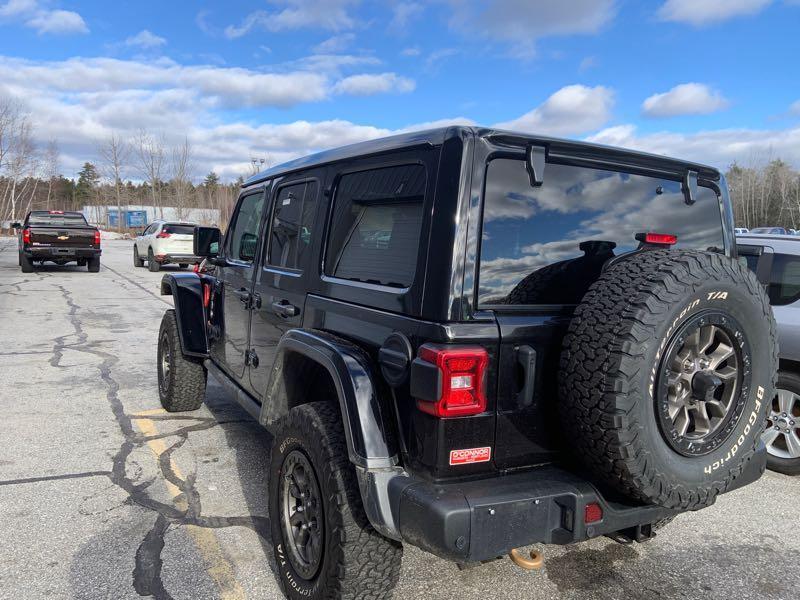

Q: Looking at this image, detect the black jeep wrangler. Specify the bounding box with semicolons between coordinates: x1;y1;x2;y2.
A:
157;127;776;599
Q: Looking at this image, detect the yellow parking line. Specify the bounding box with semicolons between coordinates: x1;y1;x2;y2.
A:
132;408;168;417
135;416;246;600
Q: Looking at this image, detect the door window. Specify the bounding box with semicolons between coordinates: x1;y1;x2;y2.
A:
325;164;426;287
768;253;800;305
266;181;318;269
226;192;265;262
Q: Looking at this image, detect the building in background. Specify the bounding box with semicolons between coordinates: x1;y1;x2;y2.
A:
82;205;220;229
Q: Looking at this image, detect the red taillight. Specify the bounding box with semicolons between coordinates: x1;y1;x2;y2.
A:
193;263;200;273
584;502;603;524
94;230;101;246
637;232;677;246
49;210;64;214
156;232;171;239
415;345;488;418
22;228;31;244
202;282;211;308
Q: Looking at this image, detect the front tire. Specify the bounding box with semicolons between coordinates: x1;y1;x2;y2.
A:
269;402;402;600
763;371;800;476
148;248;160;272
157;310;206;412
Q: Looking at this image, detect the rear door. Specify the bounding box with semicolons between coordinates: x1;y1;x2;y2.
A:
248;173;322;399
161;224;196;255
211;189;267;380
475;151;728;469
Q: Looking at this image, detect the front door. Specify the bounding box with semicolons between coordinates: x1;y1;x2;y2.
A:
248;176;321;400
212;190;266;380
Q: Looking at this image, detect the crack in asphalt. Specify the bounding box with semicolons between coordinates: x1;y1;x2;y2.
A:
0;470;113;486
48;280;270;599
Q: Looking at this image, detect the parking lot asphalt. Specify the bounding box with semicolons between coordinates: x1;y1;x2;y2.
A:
0;237;798;600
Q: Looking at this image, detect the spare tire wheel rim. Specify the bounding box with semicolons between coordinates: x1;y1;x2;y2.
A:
656;311;751;457
280;449;324;580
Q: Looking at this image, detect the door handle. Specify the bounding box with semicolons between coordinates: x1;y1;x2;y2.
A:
271;300;299;318
515;345;537;408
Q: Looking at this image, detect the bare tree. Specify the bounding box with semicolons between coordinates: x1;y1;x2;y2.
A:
1;112;37;223
134;129;165;219
171;136;194;221
43;140;60;211
99;132;130;231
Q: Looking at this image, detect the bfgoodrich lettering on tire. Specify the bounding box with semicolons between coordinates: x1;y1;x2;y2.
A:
559;250;777;510
269;402;402;600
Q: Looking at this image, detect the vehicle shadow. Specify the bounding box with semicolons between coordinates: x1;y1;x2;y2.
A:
201;375;281;584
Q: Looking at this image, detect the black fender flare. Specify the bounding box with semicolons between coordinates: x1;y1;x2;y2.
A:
160;273;208;358
261;328;399;469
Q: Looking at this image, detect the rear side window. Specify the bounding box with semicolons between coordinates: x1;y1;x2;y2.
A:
162;224;195;236
267;181;318;269
325;164;425;288
478;159;724;306
768;253;800;306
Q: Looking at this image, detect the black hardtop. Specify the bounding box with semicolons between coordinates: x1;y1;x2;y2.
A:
29;210;86;217
243;125;720;188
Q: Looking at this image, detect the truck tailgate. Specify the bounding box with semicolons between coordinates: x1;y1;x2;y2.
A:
29;226;96;247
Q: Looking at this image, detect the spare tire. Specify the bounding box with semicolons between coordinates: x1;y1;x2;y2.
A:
559;250;776;510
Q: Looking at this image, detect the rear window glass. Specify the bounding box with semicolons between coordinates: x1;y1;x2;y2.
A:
162;224;195;235
478;159;724;306
325;164;425;288
28;213;88;227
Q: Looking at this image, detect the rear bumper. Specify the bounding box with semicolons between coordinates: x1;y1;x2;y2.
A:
25;247;100;259
156;253;201;264
361;444;766;563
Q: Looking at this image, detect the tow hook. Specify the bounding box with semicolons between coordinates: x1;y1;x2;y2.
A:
508;548;543;571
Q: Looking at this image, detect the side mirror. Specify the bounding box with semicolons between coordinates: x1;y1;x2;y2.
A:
194;226;221;257
11;222;21;229
239;232;257;262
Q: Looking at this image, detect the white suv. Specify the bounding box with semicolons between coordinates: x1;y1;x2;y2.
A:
133;221;199;272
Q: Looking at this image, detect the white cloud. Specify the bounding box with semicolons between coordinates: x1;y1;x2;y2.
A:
124;30;167;49
790;99;800;115
657;0;772;26
448;0;615;57
494;84;615;136
390;2;424;31
587;123;800;169
224;0;359;38
27;9;87;34
332;72;415;95
312;33;355;53
642;83;729;118
400;46;420;56
0;1;88;34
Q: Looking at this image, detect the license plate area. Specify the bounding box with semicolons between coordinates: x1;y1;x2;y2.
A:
54;248;74;255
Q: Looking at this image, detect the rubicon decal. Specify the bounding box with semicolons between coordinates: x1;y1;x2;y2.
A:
449;446;491;465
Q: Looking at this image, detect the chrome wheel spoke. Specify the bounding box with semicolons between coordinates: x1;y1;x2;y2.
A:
785;432;800;458
762;427;781;448
698;325;716;354
675;407;690;437
776;389;797;415
705;400;727;419
714;365;737;381
691;403;712;436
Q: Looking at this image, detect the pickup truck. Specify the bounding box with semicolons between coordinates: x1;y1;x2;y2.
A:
14;210;101;272
155;126;777;599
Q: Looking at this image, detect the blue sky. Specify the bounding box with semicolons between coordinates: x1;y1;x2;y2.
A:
1;0;799;179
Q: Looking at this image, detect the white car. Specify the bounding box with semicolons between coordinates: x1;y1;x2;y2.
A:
734;227;749;235
133;221;199;272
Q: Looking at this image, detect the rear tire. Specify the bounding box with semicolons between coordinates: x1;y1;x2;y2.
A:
763;371;800;476
87;257;100;272
20;252;33;273
269;402;402;600
148;248;160;272
157;310;206;412
559;250;777;510
133;246;144;267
